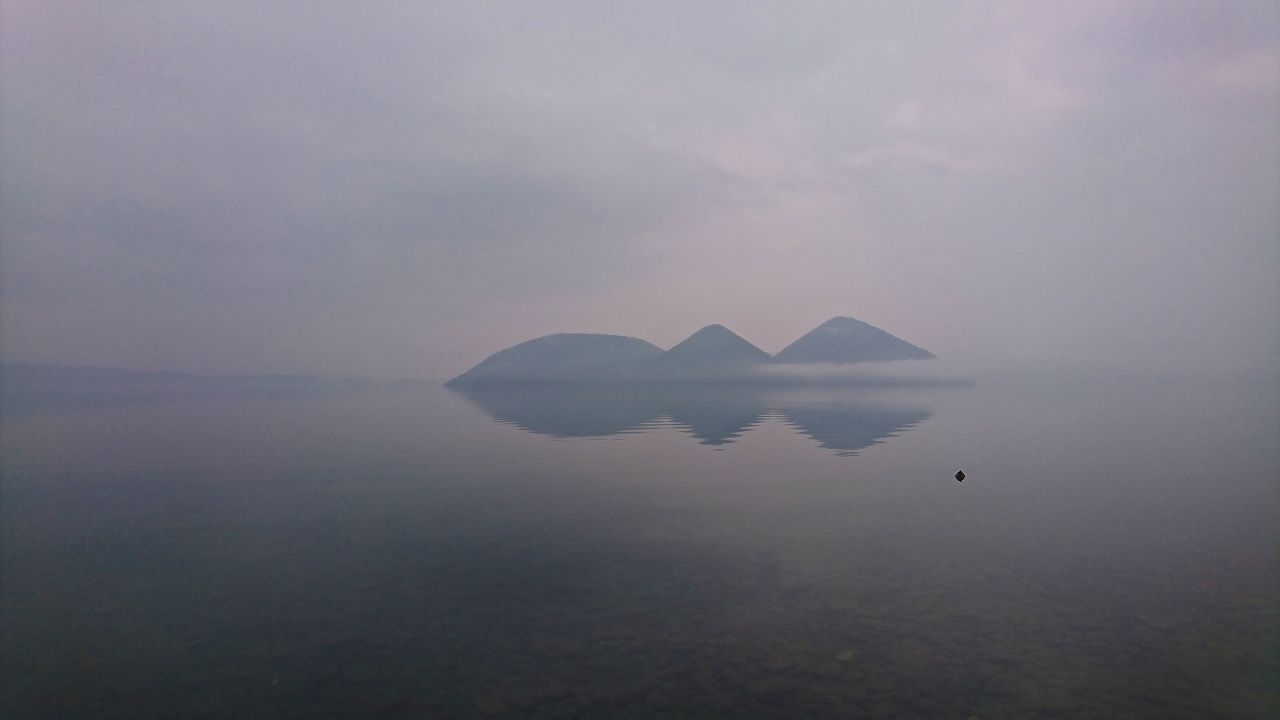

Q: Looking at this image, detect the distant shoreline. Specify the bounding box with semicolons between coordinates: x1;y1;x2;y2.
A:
444;375;974;389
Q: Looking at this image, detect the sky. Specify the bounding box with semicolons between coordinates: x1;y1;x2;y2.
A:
2;1;1277;378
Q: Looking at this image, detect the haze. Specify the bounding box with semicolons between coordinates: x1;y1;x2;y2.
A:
2;1;1277;378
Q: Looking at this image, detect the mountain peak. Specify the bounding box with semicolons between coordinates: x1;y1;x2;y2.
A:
819;316;861;327
664;325;770;364
813;316;880;332
686;324;734;339
774;316;934;363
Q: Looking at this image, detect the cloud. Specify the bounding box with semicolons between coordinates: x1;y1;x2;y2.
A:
2;1;1276;376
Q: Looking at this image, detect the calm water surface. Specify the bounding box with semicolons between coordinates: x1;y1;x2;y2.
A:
2;371;1277;718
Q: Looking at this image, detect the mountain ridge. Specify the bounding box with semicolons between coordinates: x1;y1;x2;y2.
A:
445;333;664;386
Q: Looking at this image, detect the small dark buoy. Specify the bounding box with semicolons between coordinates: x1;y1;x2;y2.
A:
954;470;965;482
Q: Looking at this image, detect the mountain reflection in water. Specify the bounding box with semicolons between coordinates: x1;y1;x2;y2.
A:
450;384;932;455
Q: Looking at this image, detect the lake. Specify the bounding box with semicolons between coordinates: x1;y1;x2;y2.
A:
2;369;1276;719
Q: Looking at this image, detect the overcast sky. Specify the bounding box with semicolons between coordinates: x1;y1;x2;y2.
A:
3;1;1277;378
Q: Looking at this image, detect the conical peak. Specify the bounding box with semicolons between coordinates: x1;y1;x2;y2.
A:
665;324;770;362
673;324;750;346
774;315;935;363
689;323;732;337
818;316;867;329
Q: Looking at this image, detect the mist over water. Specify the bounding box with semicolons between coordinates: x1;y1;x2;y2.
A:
3;2;1277;717
3;369;1275;718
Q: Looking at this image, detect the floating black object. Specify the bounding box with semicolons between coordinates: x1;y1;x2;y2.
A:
954;470;965;482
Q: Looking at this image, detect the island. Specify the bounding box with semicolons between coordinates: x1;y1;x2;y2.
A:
446;316;937;386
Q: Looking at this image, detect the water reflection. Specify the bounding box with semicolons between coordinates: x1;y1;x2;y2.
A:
451;384;932;455
780;405;930;456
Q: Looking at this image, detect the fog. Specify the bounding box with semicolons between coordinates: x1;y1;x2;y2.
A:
2;1;1277;378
